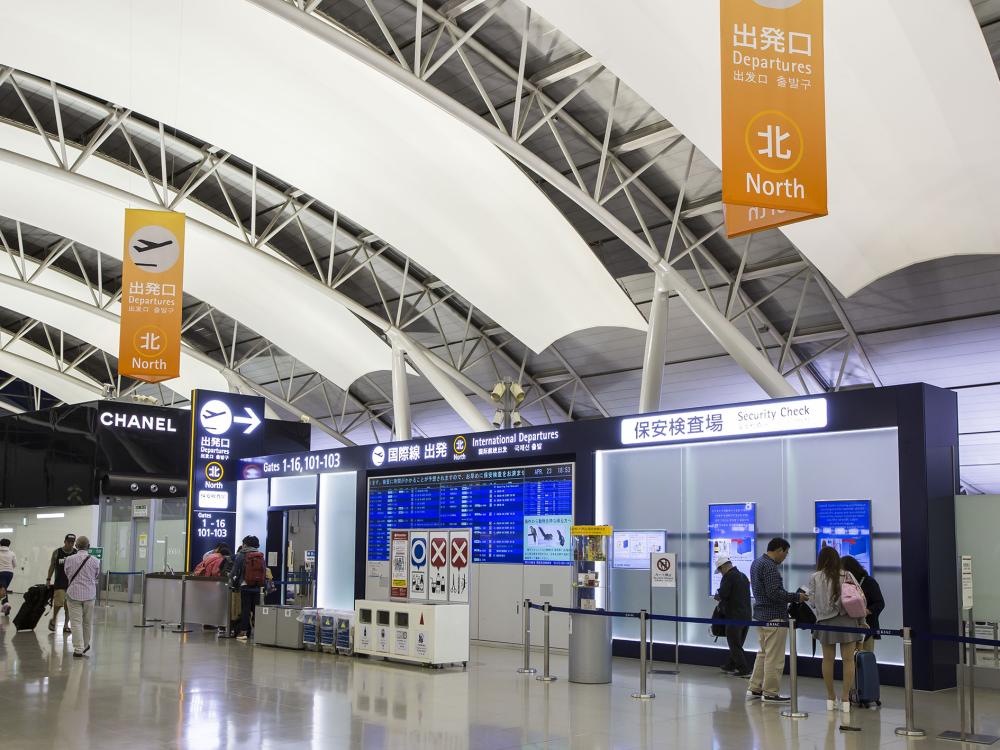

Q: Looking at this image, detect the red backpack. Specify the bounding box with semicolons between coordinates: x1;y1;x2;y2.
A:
243;551;266;587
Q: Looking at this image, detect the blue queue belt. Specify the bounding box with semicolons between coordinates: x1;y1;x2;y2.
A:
106;571;144;576
523;602;1000;647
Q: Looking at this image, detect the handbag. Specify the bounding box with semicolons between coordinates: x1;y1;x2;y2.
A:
710;603;726;638
840;573;867;618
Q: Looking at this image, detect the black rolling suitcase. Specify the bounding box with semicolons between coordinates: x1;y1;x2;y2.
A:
13;584;51;632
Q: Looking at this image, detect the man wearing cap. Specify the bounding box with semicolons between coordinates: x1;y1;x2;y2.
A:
714;556;752;677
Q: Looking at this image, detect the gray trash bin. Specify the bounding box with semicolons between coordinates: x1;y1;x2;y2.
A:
255;605;278;647
275;606;304;650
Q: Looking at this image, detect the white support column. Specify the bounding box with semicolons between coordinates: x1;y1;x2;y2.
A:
638;273;670;413
395;331;492;432
391;342;412;441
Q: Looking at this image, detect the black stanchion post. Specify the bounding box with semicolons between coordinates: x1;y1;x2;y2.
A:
894;627;926;737
536;602;557;683
780;618;807;719
631;610;655;700
134;571;153;629
517;598;536;675
172;575;192;634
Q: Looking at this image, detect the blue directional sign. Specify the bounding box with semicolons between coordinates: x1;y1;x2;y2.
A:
187;389;265;568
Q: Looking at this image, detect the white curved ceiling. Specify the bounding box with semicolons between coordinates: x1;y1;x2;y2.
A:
0;134;392;390
0;257;230;399
0;0;646;353
522;0;1000;296
0;345;104;405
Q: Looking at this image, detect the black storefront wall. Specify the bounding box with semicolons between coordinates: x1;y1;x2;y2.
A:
244;383;961;691
0;400;311;507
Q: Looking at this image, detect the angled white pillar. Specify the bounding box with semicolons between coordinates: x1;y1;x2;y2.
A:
638;274;670;413
391;343;412;441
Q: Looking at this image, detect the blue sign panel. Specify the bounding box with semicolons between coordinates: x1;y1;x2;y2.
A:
708;503;757;595
815;500;872;573
367;463;573;565
187;389;265;567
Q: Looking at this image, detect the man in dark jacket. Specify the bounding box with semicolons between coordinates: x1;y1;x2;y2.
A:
715;556;752;676
230;536;263;641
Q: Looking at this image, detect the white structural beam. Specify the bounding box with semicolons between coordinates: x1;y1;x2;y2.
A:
519;0;1000;296
245;0;797;400
0;347;103;405
0;0;645;354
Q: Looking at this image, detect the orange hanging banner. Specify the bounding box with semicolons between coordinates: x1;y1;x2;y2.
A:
721;0;827;238
118;209;185;383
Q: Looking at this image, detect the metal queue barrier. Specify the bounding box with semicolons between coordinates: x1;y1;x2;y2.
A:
518;602;1000;738
139;573;230;633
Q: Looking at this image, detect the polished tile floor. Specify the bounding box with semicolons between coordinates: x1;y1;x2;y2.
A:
1;600;998;750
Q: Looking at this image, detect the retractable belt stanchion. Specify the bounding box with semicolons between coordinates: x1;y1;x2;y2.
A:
994;622;999;666
517;598;536;675
134;571;153;629
894;627;926;737
631;610;655;700
780;618;807;719
536;602;557;683
171;575;192;634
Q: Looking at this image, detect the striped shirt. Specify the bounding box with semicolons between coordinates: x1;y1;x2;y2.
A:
64;551;100;601
750;553;797;622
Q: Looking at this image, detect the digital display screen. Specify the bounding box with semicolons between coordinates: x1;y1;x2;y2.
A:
367;463;573;565
708;503;757;594
815;500;872;573
612;530;667;570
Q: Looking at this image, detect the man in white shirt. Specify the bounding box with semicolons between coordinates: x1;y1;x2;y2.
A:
64;535;101;657
0;538;15;617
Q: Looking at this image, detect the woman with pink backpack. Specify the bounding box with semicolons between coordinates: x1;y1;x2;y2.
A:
805;545;867;714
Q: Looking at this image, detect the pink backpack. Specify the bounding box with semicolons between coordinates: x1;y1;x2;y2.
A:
840;573;867;618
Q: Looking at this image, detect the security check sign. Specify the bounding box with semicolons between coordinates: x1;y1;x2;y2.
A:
620;398;826;446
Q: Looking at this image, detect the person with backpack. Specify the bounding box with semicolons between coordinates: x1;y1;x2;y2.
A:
230;536;265;641
841;555;884;653
805;545;867;714
714;556;752;677
0;538;16;616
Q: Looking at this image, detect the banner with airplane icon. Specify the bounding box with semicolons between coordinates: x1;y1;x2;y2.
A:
118;209;186;382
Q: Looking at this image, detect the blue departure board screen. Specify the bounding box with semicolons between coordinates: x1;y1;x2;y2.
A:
368;463;574;565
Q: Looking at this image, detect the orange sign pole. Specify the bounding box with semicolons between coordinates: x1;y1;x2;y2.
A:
721;0;827;238
118;209;185;382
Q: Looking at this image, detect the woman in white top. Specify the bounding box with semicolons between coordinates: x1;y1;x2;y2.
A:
0;538;16;616
64;535;101;657
805;545;866;714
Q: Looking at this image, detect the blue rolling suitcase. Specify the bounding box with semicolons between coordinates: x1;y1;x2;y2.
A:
851;650;881;708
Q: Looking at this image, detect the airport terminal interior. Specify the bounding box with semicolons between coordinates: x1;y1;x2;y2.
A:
2;1;1000;748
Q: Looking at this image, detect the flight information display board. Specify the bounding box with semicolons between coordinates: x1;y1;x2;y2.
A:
815;500;872;573
612;530;667;570
708;502;757;595
368;463;573;565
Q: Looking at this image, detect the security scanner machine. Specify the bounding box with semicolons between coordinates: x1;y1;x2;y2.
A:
237;384;961;691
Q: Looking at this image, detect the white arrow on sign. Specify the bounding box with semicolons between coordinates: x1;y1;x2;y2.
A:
233;407;262;434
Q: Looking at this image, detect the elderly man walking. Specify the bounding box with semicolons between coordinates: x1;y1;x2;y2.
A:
64;535;101;658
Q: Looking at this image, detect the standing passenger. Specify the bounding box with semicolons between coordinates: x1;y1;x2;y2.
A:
64;536;101;657
46;533;77;633
841;555;884;654
748;538;808;703
806;546;866;713
230;536;265;641
714;556;752;677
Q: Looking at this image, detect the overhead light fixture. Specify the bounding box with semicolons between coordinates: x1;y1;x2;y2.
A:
490;383;506;402
509;383;526;404
36;512;65;519
0;527;13;533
